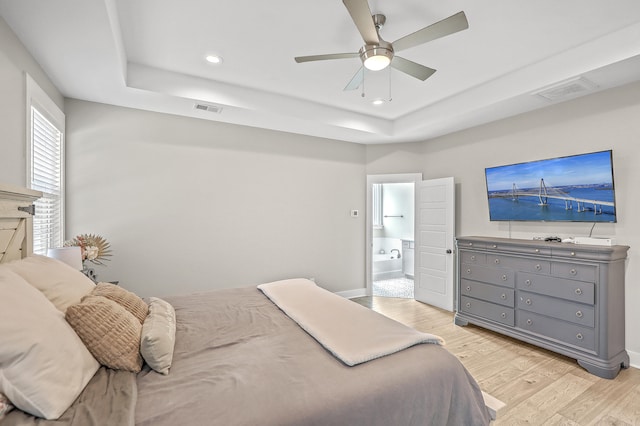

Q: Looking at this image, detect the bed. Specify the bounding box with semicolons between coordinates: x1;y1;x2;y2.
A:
0;184;492;425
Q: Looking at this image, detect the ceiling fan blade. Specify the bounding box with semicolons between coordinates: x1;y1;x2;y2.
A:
295;52;359;63
344;67;364;91
392;11;468;52
391;57;436;81
342;0;380;45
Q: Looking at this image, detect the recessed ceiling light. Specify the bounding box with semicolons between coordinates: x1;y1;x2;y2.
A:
205;55;223;64
372;99;385;106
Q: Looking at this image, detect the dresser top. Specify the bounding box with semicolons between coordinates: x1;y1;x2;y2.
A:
457;236;629;262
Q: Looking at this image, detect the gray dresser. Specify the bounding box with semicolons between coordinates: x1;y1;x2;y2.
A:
454;236;629;379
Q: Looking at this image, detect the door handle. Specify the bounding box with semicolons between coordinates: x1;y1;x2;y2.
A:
446;249;452;254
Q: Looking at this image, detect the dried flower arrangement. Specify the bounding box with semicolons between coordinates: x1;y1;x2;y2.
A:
64;233;112;266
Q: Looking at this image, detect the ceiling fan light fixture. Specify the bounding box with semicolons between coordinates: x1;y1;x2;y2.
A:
359;42;393;71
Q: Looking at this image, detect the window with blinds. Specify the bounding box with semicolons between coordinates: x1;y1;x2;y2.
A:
27;75;65;255
372;183;383;229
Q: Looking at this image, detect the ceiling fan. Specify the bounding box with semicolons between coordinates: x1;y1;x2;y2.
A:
294;0;469;90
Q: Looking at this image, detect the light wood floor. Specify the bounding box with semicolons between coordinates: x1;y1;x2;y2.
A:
351;296;640;426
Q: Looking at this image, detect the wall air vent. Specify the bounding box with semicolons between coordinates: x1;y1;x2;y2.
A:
533;76;599;102
194;103;223;113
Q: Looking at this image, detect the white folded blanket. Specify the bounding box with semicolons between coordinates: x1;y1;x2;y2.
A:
257;278;444;366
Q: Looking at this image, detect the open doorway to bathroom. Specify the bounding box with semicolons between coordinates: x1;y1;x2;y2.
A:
366;174;421;299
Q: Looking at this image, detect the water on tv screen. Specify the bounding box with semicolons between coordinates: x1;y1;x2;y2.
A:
485;150;617;222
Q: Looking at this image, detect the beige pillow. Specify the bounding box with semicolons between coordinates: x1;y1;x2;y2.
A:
0;268;100;420
5;254;94;313
66;295;143;372
140;297;177;375
91;283;148;323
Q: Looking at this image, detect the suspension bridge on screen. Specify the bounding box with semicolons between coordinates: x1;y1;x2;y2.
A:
491;179;613;215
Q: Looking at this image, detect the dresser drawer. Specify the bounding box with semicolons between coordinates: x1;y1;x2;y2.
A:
460;279;514;307
486;243;552;257
459;240;487;250
551;263;597;282
517;291;595;327
460;251;485;264
486;255;550;274
460;264;515;288
460;296;515;326
517;272;594;304
517;311;596;352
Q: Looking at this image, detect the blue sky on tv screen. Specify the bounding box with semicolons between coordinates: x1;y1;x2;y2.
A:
485;151;613;192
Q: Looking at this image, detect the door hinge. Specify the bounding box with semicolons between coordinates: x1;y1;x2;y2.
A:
18;205;36;216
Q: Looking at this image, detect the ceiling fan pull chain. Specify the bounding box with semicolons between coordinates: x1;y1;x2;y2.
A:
387;66;392;102
361;69;366;97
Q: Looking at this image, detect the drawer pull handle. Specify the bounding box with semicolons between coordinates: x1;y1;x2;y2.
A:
570;268;577;275
575;288;583;295
526;299;532;305
525;279;531;286
501;275;507;281
576;311;583;318
470;255;476;261
467;268;471;274
501;313;506;319
501;293;506;299
535;264;541;270
576;333;583;340
494;258;500;264
466;286;471;292
535;248;540;253
570;251;576;256
465;302;471;308
492;244;497;248
468;243;473;246
526;319;532;326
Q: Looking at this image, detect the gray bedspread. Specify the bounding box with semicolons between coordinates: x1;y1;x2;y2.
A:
135;286;491;426
2;367;136;426
2;286;490;425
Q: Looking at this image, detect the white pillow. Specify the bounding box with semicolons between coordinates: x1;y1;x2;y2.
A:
140;297;176;375
5;254;95;313
0;267;100;420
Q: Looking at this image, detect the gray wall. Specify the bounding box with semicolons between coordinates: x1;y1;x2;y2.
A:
0;16;64;186
64;100;366;297
366;81;640;366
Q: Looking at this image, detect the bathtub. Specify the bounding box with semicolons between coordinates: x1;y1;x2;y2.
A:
372;254;403;281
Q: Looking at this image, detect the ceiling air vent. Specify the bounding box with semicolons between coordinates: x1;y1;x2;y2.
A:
533;76;599;102
194;103;223;113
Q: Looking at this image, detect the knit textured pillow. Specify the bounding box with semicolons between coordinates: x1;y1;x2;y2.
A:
65;295;143;372
0;393;14;420
91;283;148;323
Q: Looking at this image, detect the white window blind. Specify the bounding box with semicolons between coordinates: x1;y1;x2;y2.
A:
372;183;383;228
27;75;65;255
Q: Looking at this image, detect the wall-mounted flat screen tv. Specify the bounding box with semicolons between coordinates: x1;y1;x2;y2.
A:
485;150;617;222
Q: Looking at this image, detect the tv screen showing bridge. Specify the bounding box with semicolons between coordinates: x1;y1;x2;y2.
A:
485;151;616;222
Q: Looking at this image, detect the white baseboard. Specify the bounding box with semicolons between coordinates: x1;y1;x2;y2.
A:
335;288;367;299
628;349;640;370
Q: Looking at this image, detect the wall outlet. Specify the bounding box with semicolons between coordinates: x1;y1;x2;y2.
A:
350;210;359;217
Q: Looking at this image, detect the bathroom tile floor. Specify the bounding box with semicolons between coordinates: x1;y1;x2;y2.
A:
372;277;414;299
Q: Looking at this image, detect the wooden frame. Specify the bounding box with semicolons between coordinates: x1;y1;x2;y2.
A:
0;183;42;263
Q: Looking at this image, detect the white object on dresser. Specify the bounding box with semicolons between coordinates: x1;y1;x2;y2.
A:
573;236;614;246
454;236;629;379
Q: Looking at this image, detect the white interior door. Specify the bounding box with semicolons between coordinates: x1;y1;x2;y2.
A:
414;177;455;311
